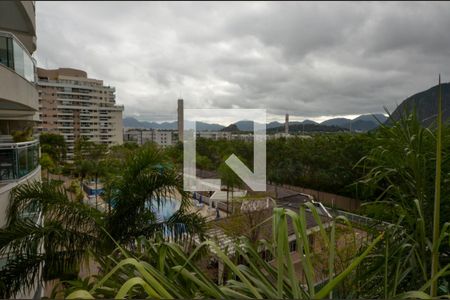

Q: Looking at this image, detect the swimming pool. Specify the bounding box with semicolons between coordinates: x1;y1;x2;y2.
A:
150;197;181;221
106;196;185;238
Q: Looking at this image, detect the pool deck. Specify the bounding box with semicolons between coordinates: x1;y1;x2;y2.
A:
170;189;227;221
188;200;228;221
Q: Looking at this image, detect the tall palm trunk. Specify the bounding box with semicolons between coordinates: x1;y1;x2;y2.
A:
226;185;229;215
231;185;234;214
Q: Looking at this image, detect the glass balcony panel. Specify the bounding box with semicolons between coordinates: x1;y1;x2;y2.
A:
0;32;35;83
23;50;34;82
12;39;24;78
0;148;17;180
0;36;13;68
0;140;39;182
18;147;28;178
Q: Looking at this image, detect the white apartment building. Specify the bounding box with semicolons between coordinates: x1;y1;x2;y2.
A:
196;131;231;140
124;128;176;148
36;68;124;160
0;1;41;226
0;1;42;298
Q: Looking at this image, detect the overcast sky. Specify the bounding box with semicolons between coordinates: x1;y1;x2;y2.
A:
35;1;450;123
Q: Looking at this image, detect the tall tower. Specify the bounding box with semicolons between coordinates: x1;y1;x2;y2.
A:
177;99;184;142
285;114;289;135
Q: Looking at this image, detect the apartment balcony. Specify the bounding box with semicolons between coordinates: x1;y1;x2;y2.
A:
57;112;74;116
0;1;36;54
0;139;40;230
0;139;39;182
0;31;38;121
0;139;40;226
98;105;124;112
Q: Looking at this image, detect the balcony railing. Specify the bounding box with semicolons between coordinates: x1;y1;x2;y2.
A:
0;140;39;182
0;31;35;83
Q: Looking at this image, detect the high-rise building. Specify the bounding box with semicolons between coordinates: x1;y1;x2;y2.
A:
0;1;42;297
37;68;124;160
177;98;183;142
0;1;41;225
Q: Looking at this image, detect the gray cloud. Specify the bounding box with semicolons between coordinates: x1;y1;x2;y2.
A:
35;1;450;122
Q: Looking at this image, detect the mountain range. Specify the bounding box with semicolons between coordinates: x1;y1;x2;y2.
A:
122;118;223;131
124;82;450;132
321;114;387;132
123;114;386;132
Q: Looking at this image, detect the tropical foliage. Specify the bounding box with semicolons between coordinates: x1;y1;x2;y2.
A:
0;181;103;298
355;106;450;296
105;144;206;245
61;205;384;299
0;145;205;298
40;133;67;164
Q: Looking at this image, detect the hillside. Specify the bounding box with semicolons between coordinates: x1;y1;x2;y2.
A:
321;118;352;128
220;124;241;132
321;114;386;132
390;83;450;126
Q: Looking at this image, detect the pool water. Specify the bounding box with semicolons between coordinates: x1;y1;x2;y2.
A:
149;198;186;238
149;197;181;221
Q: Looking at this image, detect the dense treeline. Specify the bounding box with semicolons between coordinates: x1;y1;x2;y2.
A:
165;134;375;198
266;134;375;197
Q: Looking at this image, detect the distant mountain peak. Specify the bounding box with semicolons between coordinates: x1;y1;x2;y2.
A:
390;83;450;126
221;124;240;132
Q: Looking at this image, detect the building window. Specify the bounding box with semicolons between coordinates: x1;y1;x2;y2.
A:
0;35;14;69
8;36;34;82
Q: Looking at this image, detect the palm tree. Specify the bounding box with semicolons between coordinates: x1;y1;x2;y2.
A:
0;181;104;298
39;133;67;164
218;162;243;215
0;145;205;298
74;159;93;194
39;153;55;182
106;144;205;245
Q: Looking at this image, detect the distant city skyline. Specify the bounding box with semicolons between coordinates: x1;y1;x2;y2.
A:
34;2;450;122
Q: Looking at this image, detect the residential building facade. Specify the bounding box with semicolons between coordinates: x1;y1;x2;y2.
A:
0;1;41;226
124;128;257;145
197;131;232;140
124;128;176;148
37;68;124;160
0;1;42;298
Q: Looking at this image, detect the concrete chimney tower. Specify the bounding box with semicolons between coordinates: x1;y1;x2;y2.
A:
177;99;184;142
285;114;289;134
